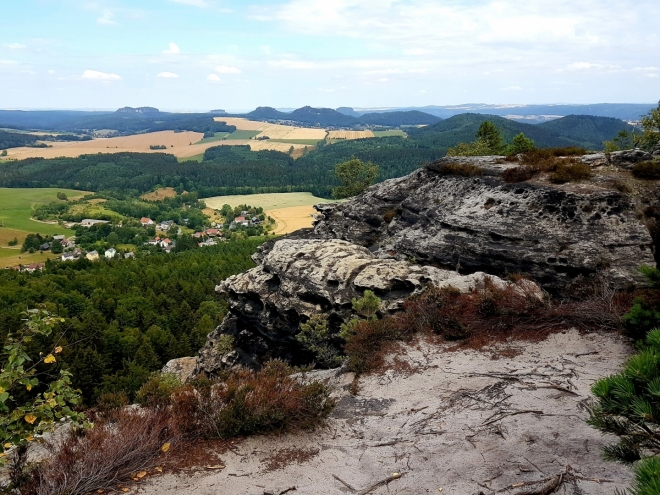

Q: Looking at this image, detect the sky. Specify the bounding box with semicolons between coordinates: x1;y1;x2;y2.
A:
0;0;658;111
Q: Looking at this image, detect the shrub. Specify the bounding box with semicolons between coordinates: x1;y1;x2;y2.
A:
502;166;536;183
436;162;483;177
508;132;535;154
549;162;592;184
588;328;660;464
1;309;87;466
170;360;334;439
296;315;344;368
446;138;492;157
624;267;660;340
135;373;183;408
632;161;660;180
29;408;178;495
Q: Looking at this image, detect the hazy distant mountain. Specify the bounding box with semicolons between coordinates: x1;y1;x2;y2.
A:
288;106;359;127
244;106;290;120
116;106;160;114
359;110;441;126
408;113;633;150
356;103;655;122
336;107;363;118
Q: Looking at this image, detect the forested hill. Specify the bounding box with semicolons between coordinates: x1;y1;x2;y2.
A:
0;110;235;135
408;113;633;151
0;113;634;198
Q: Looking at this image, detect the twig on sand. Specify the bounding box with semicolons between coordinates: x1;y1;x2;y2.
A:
496;466;616;494
333;474;357;492
357;472;407;495
482;410;543;426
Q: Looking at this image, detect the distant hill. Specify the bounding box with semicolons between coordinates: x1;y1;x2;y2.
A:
336;107;363;118
537;115;635;148
116;107;160;114
358;110;441;126
407;113;633;150
287;106;359;127
244;106;290;120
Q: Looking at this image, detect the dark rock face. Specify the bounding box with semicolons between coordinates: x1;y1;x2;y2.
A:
653;143;660;156
609;149;654;168
313;164;656;292
195;238;519;374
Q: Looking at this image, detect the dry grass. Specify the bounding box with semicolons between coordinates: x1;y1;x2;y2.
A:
262;448;319;473
632;161;660;180
28;408;179;495
436;162;484;177
214;117;266;131
503;147;590;183
327;130;375;140
140;187;178;201
344;275;631;375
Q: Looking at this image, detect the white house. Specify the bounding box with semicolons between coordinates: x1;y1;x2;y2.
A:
105;248;117;259
140;217;155;226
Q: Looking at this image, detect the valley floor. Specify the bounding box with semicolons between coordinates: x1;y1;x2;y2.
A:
138;329;632;495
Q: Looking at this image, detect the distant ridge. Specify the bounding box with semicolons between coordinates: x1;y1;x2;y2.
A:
116;106;160;114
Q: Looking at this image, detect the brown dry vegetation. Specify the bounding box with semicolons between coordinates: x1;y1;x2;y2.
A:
436;162;484;177
502;147;590;183
12;362;333;495
140;187;178;201
633;160;660;180
344;276;632;375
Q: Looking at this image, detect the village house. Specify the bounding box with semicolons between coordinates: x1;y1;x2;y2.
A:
124;252;135;259
193;231;206;239
62;252;77;262
205;228;220;237
24;263;45;273
159;220;174;231
104;248;117;259
140;217;155;226
86;251;99;261
199;239;218;247
234;216;246;223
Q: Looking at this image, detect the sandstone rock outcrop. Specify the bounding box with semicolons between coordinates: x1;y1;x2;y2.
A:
313;160;656;291
195;238;520;374
609;148;654;168
161;357;197;383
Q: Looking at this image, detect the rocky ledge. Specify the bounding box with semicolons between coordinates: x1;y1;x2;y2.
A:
196;238;522;374
314;157;656;291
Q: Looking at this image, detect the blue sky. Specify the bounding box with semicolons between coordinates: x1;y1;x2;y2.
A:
1;0;658;111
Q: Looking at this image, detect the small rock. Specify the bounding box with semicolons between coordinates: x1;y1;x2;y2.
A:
161;356;197;383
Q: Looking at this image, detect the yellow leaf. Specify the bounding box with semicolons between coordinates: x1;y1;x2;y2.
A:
122;488;129;493
155;467;163;473
26;436;33;442
54;346;63;354
161;442;170;453
47;399;57;407
26;384;32;391
3;443;11;449
0;386;4;394
136;471;147;479
24;414;37;424
0;453;6;458
44;354;56;364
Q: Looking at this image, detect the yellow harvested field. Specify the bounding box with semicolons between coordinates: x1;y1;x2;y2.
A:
203;192;332;211
215;117;266;131
267;205;318;234
5;131;211;160
328;130;375;140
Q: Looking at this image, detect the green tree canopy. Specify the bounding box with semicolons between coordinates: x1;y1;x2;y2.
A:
640;101;660;151
509;132;535;154
332;158;379;199
476;121;504;154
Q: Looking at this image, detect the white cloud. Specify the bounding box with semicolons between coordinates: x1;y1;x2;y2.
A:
97;9;117;25
82;69;122;81
157;72;179;78
501;86;523;91
268;59;316;70
214;64;241;74
3;43;25;49
163;43;181;55
207;73;221;82
0;59;18;65
404;48;433;56
170;0;210;7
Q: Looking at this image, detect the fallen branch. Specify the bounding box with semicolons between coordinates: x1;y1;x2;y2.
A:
357;472;407;495
333;474;357;492
496;466;617;494
482;410;543;426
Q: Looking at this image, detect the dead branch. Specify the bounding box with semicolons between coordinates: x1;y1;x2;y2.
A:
482;410;543;426
357;472;407;495
333;474;357;492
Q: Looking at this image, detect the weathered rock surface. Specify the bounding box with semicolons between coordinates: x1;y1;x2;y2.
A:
313;160;656;291
161;357;197;383
195;238;520;374
609;148;654;167
654;142;660;156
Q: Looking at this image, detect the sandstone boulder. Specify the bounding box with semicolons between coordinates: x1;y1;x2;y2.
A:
313;161;655;291
609;148;654;168
195;238;522;374
161;356;197;383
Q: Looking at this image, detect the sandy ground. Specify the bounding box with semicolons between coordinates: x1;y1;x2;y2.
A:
137;329;633;495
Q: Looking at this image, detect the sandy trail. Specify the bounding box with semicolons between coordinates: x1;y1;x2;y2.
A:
137;329;632;495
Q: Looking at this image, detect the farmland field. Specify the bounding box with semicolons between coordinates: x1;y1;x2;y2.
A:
0;187;87;267
373;130;407;138
327;130;375;140
140;187;178;201
195;132;231;144
226;130;261;140
204;192;337;235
